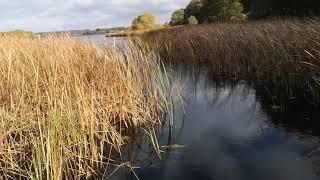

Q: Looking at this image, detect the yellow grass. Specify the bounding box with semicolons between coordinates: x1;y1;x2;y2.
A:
0;36;166;179
143;19;320;103
0;30;35;39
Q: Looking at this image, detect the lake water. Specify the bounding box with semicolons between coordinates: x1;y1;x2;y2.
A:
75;34;128;47
77;35;320;180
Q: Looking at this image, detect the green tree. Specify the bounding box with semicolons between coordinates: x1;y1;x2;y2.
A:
187;16;199;25
132;12;158;30
239;0;320;19
169;9;185;26
185;0;204;20
243;0;320;18
163;22;170;27
201;0;246;22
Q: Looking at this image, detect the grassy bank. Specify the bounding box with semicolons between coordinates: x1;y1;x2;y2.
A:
0;30;35;39
105;26;180;37
143;19;320;105
0;36;168;179
106;30;149;37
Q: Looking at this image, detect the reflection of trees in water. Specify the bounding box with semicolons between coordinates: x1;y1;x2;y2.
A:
182;63;320;177
307;147;320;175
108;63;320;179
171;62;320;137
255;83;320;137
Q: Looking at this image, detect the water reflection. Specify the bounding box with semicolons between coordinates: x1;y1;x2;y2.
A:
76;36;320;180
112;66;320;180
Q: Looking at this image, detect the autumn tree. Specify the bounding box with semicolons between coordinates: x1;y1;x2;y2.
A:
132;12;158;30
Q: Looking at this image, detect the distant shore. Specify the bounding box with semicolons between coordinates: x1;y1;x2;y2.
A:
105;26;181;37
105;30;147;37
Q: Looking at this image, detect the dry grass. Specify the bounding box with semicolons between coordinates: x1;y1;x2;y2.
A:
0;36;167;179
143;19;320;103
0;31;35;39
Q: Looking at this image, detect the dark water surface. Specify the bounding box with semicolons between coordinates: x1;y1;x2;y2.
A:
78;36;320;180
113;66;320;180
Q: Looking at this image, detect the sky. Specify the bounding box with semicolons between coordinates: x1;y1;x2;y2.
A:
0;0;189;32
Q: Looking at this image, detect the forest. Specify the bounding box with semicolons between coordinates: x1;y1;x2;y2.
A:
169;0;320;25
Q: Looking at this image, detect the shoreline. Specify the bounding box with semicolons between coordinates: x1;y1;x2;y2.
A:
105;26;182;37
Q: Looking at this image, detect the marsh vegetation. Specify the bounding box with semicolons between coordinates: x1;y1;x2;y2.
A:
0;35;172;179
143;19;320;108
1;3;320;179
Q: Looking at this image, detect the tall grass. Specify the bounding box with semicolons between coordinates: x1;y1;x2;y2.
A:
0;30;35;39
0;36;168;179
143;19;320;105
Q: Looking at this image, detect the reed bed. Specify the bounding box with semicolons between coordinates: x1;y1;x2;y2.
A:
143;19;320;104
0;31;35;39
0;36;167;179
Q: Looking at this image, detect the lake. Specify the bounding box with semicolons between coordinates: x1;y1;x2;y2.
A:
78;35;320;180
75;34;128;47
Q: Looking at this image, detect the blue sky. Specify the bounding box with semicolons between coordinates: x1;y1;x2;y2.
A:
0;0;189;32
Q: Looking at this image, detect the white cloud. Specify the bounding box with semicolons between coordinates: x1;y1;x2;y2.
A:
0;0;189;32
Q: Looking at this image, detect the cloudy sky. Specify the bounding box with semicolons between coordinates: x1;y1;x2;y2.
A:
0;0;189;32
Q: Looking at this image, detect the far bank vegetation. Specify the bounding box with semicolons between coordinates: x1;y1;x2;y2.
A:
106;12;165;37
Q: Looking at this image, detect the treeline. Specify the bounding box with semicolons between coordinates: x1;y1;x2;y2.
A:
170;0;320;26
243;0;320;19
